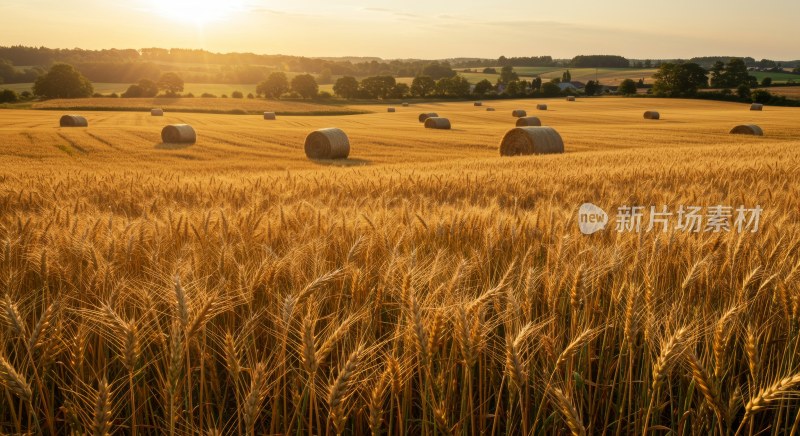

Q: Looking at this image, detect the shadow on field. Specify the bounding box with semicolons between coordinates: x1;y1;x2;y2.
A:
309;158;370;167
156;142;193;150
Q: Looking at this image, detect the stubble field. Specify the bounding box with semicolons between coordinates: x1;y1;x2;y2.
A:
1;98;800;435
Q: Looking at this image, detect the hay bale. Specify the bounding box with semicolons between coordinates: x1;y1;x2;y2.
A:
474;101;483;106
59;115;88;127
263;112;276;120
161;124;197;144
730;124;764;136
402;102;409;107
304;128;350;159
536;104;548;110
500;127;564;156
516;116;542;127
567;96;576;102
643;111;660;120
387;107;396;113
512;109;527;118
424;117;451;130
750;103;763;111
486;107;496;112
419;112;438;123
151;108;164;116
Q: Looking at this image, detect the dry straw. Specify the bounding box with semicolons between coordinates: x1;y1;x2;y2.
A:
161;124;197;144
151;109;164;116
60;115;88;127
402;102;409;107
424;117;451;130
516;116;542;127
750;103;764;111
500;126;564;156
474;102;483;106
486;107;496;112
304;128;350;159
512;109;527;118
537;104;548;110
730;125;764;136
387;107;396;113
567;96;576;102
418;113;438;123
643;111;660;120
263;112;276;120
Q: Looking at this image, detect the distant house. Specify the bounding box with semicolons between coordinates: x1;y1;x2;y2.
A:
558;83;577;92
569;81;586;89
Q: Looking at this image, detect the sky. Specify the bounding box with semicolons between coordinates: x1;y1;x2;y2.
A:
1;0;798;60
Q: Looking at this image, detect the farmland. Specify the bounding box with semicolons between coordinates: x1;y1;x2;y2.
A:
2;98;800;435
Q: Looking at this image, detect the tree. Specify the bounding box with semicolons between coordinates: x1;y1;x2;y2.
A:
541;82;561;97
737;85;751;100
138;79;158;97
422;62;456;80
751;89;772;104
482;67;497;74
122;84;144;98
531;76;542;91
33;63;93;99
333;76;359;99
584;80;599;96
257;72;289;99
473;79;493;96
562;70;572;82
360;76;396;99
411;76;436;97
761;77;772;87
0;89;18;103
618;79;638;95
291;74;319;99
652;63;707;97
499;66;518;84
390;83;410;99
709;61;726;88
505;80;520;97
231;91;244;99
157;72;184;96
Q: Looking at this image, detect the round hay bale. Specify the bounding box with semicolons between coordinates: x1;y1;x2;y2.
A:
304;128;350;160
500;127;564;156
161;124;197;144
730;124;764;136
512;109;527;118
151;108;164;116
419;112;438;123
566;96;576;102
474;101;483;106
516;116;542;127
387;107;396;113
643;111;660;120
59;115;88;127
263;112;276;120
536;104;548;110
424;117;451;130
750;103;763;111
402;102;409;107
486;107;496;112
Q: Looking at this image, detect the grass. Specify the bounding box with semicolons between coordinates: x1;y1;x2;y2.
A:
1;98;800;434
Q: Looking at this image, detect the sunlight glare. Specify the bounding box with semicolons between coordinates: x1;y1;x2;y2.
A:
150;0;245;25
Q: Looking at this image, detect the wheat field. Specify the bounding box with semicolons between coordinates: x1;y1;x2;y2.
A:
1;98;800;435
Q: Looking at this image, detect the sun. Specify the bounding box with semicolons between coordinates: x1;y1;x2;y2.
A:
150;0;245;25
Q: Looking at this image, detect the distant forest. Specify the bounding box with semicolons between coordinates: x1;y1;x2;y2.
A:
0;46;797;85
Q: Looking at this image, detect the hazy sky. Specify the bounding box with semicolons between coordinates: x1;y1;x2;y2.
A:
2;0;798;60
